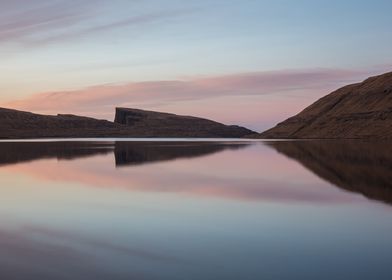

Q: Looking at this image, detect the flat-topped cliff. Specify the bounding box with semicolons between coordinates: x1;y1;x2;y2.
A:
114;108;254;138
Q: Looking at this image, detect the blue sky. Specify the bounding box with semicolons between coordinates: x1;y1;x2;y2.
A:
1;0;391;129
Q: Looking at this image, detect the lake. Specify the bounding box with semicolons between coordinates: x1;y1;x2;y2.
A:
0;139;391;279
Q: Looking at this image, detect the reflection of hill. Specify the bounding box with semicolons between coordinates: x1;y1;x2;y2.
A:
114;142;248;167
0;142;114;166
267;140;392;205
0;141;249;167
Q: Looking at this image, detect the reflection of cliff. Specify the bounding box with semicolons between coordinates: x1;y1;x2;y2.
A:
267;140;392;204
0;141;248;167
114;142;248;166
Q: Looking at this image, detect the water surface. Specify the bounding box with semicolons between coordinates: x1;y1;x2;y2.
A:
0;140;391;280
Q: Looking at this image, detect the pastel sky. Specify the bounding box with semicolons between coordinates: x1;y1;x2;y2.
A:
1;0;391;130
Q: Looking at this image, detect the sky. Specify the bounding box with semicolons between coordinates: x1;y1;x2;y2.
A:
0;0;391;131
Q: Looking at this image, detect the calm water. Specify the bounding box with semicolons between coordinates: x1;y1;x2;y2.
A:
0;139;391;279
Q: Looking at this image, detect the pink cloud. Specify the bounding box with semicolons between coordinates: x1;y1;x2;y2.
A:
3;67;390;130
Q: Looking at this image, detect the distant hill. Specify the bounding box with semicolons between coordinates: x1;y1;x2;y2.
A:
260;71;392;139
0;107;254;139
0;107;124;139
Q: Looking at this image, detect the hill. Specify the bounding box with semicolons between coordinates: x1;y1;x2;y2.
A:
0;107;254;139
260;71;392;138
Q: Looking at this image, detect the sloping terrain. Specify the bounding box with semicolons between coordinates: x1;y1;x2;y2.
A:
261;72;392;138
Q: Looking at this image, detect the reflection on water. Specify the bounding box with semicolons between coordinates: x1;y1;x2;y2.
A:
0;141;248;167
0;140;391;280
114;141;248;167
268;140;392;205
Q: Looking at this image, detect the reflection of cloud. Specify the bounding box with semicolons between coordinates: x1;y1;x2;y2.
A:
24;225;180;263
0;225;157;279
0;228;103;278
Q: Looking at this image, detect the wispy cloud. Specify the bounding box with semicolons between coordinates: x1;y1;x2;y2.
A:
0;0;92;42
0;0;193;46
27;9;194;46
